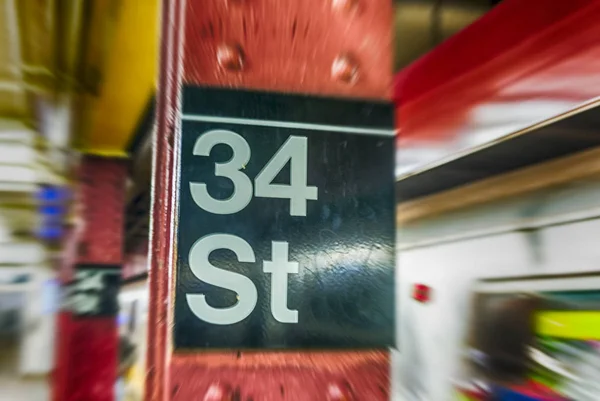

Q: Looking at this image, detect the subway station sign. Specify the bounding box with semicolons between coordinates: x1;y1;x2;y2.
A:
173;87;396;349
63;264;121;317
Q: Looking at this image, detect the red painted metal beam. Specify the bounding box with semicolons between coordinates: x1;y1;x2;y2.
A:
394;0;600;145
146;0;394;400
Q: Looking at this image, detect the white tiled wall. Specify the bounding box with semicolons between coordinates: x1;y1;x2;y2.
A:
394;179;600;401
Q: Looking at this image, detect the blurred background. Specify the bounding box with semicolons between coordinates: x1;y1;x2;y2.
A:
2;0;600;400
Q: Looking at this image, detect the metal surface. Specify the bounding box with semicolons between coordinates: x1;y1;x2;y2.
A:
122;0;495;170
180;0;392;98
173;86;395;350
147;0;394;399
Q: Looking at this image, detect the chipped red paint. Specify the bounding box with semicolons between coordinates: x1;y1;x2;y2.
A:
147;0;393;400
169;358;389;400
182;0;393;99
52;157;127;401
61;318;119;401
77;157;127;265
145;1;183;398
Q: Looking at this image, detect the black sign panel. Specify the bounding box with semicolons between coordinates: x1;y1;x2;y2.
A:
63;264;121;317
174;87;396;349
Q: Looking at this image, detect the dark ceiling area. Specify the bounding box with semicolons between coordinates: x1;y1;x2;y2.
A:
394;0;500;70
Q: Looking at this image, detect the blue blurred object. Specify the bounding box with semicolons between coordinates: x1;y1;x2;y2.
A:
492;386;556;401
37;225;64;240
37;186;64;202
39;204;65;216
117;312;129;327
41;279;60;314
37;185;68;241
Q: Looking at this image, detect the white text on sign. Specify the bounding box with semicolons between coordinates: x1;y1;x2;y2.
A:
186;130;318;325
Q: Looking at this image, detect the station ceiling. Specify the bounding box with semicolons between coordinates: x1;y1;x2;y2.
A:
0;0;157;156
0;0;492;156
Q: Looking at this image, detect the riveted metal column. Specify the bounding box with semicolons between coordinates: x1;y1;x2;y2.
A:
147;0;394;400
53;156;127;401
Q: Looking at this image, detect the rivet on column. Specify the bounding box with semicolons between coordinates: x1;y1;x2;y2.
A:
203;382;233;401
332;53;360;84
326;381;356;401
332;0;361;13
217;43;246;72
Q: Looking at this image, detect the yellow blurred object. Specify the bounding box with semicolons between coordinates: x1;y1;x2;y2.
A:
536;311;600;340
123;363;144;401
81;0;158;157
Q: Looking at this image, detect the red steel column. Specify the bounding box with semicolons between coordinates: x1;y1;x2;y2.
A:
147;1;393;400
53;156;127;401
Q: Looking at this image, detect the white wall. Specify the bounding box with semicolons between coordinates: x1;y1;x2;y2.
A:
0;266;54;400
0;338;49;401
393;179;600;401
19;265;57;376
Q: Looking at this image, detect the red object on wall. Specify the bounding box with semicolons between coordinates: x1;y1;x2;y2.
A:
412;284;432;303
146;0;393;400
52;157;127;401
